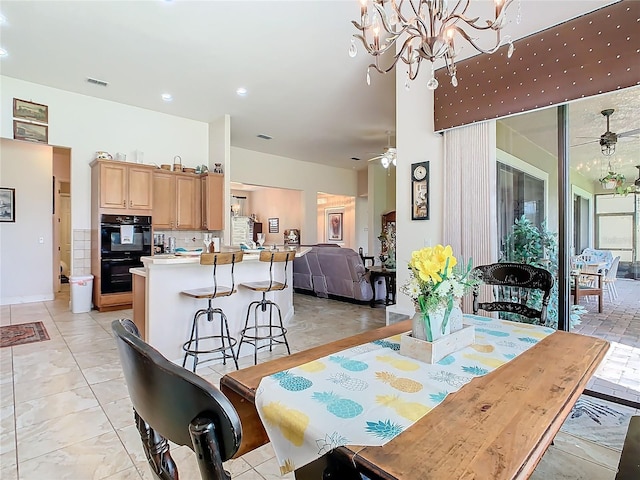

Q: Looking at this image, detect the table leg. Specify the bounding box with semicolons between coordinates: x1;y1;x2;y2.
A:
369;272;377;308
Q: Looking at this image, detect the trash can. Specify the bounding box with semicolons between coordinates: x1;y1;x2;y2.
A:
69;274;94;313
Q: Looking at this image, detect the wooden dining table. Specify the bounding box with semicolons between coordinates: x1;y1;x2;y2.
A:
220;319;609;480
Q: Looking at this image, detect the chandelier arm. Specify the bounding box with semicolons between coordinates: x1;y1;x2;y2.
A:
450;26;504;55
353;33;401;56
370;34;417;74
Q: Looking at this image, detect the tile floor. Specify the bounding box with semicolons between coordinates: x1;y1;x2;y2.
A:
573;278;640;405
0;288;636;479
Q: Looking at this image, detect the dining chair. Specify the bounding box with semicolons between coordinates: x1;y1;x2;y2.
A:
112;319;242;480
603;255;621;302
471;262;554;325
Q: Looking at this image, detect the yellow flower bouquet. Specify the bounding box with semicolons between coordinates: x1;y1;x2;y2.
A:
401;245;478;342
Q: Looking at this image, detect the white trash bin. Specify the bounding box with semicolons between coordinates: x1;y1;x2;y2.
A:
69;275;94;313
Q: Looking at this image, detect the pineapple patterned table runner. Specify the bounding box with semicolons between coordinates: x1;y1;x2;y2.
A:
255;315;554;475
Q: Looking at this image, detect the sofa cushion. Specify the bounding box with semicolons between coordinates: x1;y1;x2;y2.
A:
293;246;375;302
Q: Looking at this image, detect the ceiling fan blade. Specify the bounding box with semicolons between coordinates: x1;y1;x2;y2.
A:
618;128;640;138
570;139;599;147
574;136;600;139
368;156;383;162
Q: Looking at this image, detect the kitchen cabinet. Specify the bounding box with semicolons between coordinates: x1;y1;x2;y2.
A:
201;173;224;231
94;161;153;211
153;171;199;230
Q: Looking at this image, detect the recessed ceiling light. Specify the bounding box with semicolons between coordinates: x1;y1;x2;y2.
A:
351;157;361;161
0;48;7;57
161;93;173;102
236;87;248;96
257;134;272;140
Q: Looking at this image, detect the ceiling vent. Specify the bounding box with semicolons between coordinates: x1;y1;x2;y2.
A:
86;77;108;87
256;134;272;140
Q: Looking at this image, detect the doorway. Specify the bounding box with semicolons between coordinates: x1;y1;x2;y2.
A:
52;147;71;293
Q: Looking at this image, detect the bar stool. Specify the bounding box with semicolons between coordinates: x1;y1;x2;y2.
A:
238;250;295;365
181;251;243;372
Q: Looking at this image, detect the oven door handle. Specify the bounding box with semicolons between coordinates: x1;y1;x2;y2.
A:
101;258;135;263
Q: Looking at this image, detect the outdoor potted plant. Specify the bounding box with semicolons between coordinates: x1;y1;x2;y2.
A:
599;171;625;190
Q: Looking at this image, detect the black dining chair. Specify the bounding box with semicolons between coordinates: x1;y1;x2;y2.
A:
112;319;242;480
471;262;554;325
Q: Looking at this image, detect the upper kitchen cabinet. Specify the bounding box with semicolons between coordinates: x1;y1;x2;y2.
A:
91;160;153;212
153;170;199;230
201;173;224;231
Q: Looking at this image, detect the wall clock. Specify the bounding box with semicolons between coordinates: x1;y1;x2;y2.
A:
411;161;429;220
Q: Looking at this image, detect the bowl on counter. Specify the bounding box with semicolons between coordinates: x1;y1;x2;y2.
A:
182;167;196;174
160;164;171;170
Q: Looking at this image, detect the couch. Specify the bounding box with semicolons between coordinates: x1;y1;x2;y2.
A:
294;246;376;302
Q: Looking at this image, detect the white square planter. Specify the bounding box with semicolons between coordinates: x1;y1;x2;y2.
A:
399;325;475;364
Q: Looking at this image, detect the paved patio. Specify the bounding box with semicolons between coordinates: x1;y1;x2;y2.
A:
572;278;640;405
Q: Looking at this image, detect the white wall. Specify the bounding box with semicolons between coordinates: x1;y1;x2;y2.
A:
395;73;444;313
0;139;53;304
230;146;358;246
0;76;209;230
0;76;208;303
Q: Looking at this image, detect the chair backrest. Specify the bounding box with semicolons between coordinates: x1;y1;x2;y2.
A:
605;256;621;280
259;250;296;290
472;262;555;325
112;319;242;479
200;252;244;297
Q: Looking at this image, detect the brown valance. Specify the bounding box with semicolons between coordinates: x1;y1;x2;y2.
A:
434;0;640;132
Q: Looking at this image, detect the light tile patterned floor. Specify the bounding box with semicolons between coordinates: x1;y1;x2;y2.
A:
0;288;635;479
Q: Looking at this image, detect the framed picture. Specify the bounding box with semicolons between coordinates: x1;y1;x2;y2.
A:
411;161;429;220
326;209;344;242
284;229;300;246
268;217;279;233
13;98;48;124
13;120;48;144
0;188;16;223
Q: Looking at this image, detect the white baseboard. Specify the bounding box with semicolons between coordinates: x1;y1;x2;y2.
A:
1;294;55;306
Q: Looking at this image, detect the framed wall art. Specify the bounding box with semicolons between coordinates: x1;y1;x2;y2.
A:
13;98;48;124
326;209;344;242
13;120;48;144
268;217;279;233
0;188;16;223
411;161;429;220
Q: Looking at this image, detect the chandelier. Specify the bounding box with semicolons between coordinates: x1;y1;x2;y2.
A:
350;0;519;90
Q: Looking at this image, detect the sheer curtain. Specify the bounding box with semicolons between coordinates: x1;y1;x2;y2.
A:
443;121;498;313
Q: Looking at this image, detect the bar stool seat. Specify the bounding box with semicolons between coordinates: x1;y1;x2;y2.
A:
238;250;295;365
181;251;243;372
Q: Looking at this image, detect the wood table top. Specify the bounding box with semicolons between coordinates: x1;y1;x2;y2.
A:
220;319;609;480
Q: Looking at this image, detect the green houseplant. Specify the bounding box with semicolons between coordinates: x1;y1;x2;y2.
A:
599;171;635;195
500;215;584;328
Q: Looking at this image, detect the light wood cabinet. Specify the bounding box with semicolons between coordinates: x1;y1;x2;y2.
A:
201;173;224;231
153;171;199;230
97;161;153;211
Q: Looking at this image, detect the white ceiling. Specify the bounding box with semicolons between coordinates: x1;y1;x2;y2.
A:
0;0;628;172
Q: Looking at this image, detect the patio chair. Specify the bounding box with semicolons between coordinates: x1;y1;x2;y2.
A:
603;256;621;302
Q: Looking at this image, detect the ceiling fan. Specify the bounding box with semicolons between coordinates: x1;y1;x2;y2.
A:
368;131;396;168
572;109;640;156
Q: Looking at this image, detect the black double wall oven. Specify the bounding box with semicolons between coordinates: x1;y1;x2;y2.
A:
100;214;151;294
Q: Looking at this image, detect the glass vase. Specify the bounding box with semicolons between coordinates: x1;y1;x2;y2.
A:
412;306;450;342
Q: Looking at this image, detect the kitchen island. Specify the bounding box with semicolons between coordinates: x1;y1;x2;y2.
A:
130;247;309;365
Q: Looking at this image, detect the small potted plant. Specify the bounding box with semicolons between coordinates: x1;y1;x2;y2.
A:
599;171;625;190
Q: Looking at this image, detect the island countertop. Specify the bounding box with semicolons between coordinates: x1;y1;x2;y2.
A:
130;246;307;364
139;246;310;266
